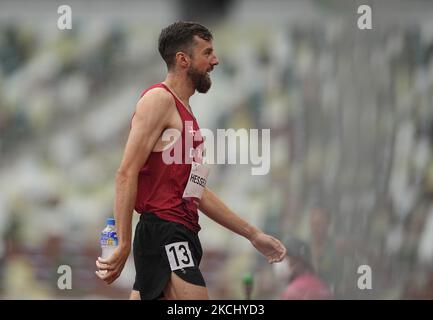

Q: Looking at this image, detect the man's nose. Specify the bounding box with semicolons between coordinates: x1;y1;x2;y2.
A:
212;55;219;66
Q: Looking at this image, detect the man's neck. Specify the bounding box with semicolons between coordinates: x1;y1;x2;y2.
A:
163;72;195;108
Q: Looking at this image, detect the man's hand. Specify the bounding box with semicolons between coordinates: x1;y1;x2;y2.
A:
95;246;130;284
250;232;286;264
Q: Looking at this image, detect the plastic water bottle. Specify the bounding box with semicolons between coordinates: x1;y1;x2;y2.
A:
100;217;118;259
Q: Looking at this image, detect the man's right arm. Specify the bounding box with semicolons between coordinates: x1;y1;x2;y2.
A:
96;88;173;284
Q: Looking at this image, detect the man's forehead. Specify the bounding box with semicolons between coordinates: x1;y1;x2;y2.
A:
192;35;213;49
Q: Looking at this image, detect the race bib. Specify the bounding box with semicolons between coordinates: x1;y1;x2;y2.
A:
182;161;210;199
165;241;194;271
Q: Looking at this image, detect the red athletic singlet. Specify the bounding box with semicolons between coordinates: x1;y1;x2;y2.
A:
133;83;205;233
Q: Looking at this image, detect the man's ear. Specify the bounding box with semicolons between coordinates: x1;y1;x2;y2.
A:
175;52;190;68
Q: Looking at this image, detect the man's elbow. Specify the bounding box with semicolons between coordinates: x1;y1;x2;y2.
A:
115;167;138;183
198;188;209;210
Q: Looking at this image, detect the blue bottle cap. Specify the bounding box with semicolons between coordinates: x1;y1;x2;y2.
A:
107;218;115;226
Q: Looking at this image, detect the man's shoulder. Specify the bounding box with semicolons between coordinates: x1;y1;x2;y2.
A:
140;86;173;103
136;86;175;114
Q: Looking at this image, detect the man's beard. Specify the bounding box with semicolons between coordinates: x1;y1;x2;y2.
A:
187;66;212;93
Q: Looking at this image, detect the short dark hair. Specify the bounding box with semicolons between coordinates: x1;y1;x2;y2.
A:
158;21;213;70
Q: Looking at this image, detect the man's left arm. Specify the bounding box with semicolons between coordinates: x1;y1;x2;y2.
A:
198;187;286;263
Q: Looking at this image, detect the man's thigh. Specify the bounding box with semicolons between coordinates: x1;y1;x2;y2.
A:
163;272;209;300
